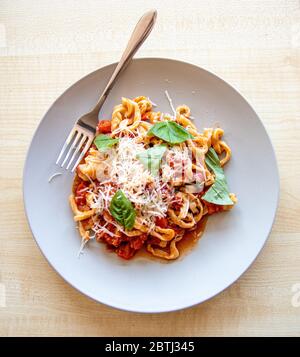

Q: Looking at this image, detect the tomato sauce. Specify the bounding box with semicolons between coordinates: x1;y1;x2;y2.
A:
97;120;112;134
176;216;208;256
136;216;208;261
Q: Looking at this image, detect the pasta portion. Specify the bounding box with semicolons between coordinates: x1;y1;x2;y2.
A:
70;96;237;260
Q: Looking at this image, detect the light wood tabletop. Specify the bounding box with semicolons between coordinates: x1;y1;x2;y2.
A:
0;0;300;337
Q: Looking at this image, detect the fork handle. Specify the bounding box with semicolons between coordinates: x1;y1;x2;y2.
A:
87;9;157;124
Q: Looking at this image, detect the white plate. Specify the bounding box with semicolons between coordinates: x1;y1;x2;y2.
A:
23;58;279;313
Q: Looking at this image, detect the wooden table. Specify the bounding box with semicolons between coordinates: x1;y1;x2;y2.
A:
1;0;299;337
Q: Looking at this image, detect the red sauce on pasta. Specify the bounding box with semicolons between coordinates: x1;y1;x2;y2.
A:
176;216;208;256
136;217;208;262
70;96;237;262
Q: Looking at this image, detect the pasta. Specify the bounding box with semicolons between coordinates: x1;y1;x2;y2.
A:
70;96;237;260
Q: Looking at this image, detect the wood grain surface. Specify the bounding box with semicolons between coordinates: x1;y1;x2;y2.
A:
0;0;300;336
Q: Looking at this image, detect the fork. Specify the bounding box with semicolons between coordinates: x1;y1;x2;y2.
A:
56;9;157;172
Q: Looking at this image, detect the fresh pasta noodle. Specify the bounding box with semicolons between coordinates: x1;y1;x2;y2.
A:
70;96;237;260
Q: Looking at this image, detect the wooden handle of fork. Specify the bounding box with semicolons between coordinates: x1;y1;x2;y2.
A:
89;10;157;120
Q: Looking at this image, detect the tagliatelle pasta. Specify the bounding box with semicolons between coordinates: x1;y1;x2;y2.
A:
69;96;237;260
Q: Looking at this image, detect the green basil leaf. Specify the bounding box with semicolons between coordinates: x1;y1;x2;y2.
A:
202;148;234;205
94;134;119;151
136;145;167;176
147;121;194;144
109;190;136;230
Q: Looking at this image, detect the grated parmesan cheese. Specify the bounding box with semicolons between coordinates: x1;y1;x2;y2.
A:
87;137;175;233
164;90;177;117
48;172;62;183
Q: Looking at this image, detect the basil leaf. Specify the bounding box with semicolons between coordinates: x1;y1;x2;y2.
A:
202;148;233;205
94;134;119;151
148;121;194;144
109;190;136;230
136;145;167;176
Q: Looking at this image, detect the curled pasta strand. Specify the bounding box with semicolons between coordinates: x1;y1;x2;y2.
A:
77;148;107;181
134;121;152;143
156;240;168;248
133;221;150;234
176;192;190;219
209;128;231;166
147;234;183;260
149;226;175;241
121;97;141;130
69;194;95;221
216;141;231;166
111;98;142;135
149;111;162;123
78;221;90;241
205;169;215;186
187;194;203;223
177;104;191;118
133;96;152;115
203;128;214;147
122;230;145;237
176;105;197;130
187;130;210;153
168;209;195;228
111;104;126;132
139;121;152;131
211;128;223;146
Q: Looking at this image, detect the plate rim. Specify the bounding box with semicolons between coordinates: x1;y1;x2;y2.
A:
23;57;280;313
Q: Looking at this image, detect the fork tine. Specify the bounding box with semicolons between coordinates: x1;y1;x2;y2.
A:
56;128;77;165
66;135;88;170
60;131;82;168
71;137;93;172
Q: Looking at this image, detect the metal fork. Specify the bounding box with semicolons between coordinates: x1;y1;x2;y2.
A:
56;10;157;172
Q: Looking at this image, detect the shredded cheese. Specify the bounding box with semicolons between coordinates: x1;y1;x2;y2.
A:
164;90;177;117
48;172;62;183
148;97;157;107
77;237;89;258
85;137;175;233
